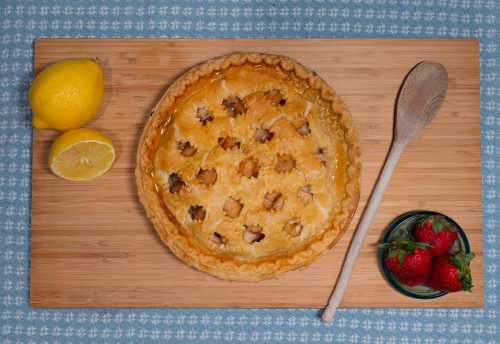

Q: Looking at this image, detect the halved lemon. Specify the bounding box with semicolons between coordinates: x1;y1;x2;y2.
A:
49;128;115;181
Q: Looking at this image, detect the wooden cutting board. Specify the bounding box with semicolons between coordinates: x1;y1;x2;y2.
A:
31;39;483;308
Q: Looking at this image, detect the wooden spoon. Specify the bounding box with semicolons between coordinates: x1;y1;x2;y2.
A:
322;61;448;323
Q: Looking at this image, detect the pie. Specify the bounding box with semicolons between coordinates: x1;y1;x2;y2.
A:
136;52;361;281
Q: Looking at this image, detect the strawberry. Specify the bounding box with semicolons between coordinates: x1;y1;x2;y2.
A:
427;252;475;292
414;215;458;256
381;239;432;286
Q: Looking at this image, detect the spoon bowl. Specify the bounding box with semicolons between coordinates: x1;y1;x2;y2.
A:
395;61;448;144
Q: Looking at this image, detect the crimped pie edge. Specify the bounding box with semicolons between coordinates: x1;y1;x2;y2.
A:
135;52;361;282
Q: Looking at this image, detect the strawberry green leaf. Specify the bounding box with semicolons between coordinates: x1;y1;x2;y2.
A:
430;215;452;233
464;252;475;264
433;221;443;232
450;255;463;270
380;239;429;265
397;251;405;267
451;252;475;291
414;242;431;249
406;240;416;252
418;215;453;233
462;275;473;292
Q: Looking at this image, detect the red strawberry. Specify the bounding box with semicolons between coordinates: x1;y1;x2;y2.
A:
427;252;475;292
381;240;432;286
414;215;458;256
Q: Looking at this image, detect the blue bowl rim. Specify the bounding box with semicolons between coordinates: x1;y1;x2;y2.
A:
378;210;471;300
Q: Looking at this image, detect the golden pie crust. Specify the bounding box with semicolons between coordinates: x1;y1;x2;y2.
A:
136;53;361;281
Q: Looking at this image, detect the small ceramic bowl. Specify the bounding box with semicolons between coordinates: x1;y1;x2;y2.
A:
379;210;471;299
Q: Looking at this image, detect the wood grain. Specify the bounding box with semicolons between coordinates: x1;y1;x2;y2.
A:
30;39;483;308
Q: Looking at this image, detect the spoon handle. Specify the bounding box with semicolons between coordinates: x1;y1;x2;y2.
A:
322;141;406;323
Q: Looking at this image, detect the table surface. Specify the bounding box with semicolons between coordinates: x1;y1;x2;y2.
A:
1;1;499;343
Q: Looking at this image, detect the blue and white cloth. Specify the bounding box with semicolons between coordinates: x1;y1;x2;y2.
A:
0;1;499;343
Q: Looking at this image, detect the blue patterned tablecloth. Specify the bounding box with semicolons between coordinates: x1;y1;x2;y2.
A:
1;1;499;343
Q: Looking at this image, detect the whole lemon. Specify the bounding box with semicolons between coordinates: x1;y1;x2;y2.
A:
29;58;104;131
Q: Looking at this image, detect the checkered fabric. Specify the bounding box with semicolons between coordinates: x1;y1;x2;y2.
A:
0;1;498;343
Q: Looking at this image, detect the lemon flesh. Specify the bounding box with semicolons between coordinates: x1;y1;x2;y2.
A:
49;128;115;181
30;59;104;131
